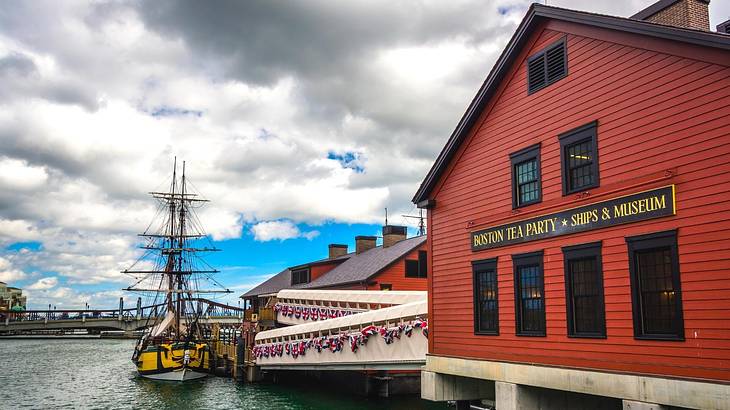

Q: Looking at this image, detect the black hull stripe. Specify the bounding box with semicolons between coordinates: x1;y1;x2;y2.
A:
138;365;208;376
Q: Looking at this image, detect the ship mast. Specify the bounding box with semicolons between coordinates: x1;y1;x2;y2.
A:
122;158;231;341
168;158;177;333
175;161;186;337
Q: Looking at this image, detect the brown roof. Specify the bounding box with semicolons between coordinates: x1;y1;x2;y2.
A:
300;236;426;289
240;253;350;298
240;235;427;298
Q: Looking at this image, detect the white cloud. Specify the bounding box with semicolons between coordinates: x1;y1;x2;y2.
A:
26;276;58;290
2;0;721;306
250;220;319;242
0;256;27;283
0;158;48;191
22;286;139;310
0;219;44;243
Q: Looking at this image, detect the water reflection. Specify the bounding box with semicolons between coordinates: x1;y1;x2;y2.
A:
1;339;444;410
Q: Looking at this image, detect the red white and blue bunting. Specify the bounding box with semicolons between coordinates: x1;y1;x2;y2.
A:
252;318;428;360
273;302;363;321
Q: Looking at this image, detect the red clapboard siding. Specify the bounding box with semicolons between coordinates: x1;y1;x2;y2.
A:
427;20;730;385
310;261;342;282
367;243;428;291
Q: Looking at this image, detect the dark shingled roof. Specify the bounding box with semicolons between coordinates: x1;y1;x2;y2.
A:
300;236;427;289
241;268;292;298
412;3;730;205
241;235;427;297
241;253;351;298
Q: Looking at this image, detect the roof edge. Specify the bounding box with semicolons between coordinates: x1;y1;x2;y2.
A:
411;3;540;204
288;255;350;271
412;3;730;204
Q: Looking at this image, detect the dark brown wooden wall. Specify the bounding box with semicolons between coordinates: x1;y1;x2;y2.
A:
427;20;730;382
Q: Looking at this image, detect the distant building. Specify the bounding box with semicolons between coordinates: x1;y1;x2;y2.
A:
241;225;427;324
413;0;730;409
0;282;27;311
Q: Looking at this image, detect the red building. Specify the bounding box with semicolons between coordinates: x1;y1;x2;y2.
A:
241;225;427;323
414;1;730;409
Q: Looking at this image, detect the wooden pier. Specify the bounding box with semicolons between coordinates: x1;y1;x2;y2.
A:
207;317;262;382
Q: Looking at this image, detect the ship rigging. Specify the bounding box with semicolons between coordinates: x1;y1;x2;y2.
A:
123;159;231;381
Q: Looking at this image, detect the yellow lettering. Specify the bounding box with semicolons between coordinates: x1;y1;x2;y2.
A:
654;195;666;210
613;203;625;218
601;207;610;221
474;229;504;247
547;218;556;232
506;226;519;240
524;218;557;236
613;194;667;219
571;210;598;227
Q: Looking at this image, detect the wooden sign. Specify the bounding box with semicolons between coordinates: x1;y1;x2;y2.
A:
471;185;675;251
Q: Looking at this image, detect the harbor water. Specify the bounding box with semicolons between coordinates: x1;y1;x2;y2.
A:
0;339;446;409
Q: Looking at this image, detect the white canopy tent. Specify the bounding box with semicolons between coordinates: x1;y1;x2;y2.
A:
275;289;426;306
257;300;426;343
255;300;428;368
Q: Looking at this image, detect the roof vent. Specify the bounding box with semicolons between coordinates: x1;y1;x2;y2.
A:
528;39;566;94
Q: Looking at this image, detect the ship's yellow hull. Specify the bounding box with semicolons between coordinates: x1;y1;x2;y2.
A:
135;342;210;381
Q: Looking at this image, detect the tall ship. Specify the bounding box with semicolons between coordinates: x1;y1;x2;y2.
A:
123;159;231;381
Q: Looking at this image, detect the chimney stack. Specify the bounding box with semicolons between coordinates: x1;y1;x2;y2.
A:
631;0;710;31
328;244;348;259
355;236;377;254
382;225;407;248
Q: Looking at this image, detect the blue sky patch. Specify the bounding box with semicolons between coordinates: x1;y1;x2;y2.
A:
6;241;42;251
327;151;365;173
150;106;203;117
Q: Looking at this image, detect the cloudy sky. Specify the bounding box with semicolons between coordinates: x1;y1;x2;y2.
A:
1;0;728;309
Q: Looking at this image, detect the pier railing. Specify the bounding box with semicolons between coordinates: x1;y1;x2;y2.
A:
1;298;247;327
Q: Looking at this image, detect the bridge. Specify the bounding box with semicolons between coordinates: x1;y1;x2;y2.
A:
254;290;428;371
0;298;244;335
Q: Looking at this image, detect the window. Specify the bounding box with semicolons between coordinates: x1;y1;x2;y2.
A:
473;258;499;335
559;121;599;195
527;38;567;94
418;250;428;278
405;252;428;278
510;143;542;208
626;230;684;340
513;251;545;336
405;260;420;278
380;284;392;291
291;268;310;285
562;242;606;338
